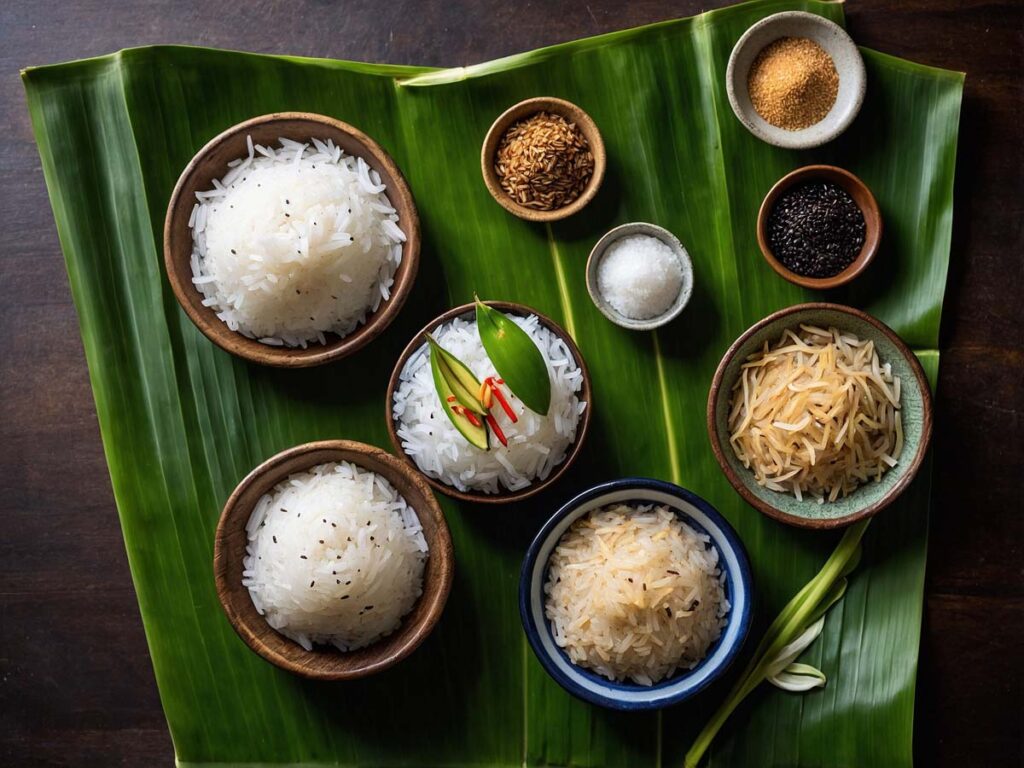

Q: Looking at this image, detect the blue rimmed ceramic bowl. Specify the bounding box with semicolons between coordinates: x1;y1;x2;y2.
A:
519;478;753;710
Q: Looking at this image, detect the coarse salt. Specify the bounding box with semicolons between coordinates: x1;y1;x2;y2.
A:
597;235;683;320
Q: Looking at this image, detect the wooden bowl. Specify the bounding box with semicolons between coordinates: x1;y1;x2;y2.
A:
213;440;453;679
757;165;882;290
706;303;933;529
164;112;421;368
385;301;592;505
480;97;606;222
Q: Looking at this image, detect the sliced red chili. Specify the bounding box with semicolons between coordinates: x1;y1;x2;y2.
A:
485;413;508;447
490;382;518;423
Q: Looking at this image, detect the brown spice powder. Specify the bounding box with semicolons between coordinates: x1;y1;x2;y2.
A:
747;36;839;131
494;111;594;211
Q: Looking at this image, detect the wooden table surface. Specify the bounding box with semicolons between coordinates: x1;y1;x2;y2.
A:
1;1;1020;765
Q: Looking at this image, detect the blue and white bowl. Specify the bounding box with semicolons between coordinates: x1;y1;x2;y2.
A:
519;478;753;710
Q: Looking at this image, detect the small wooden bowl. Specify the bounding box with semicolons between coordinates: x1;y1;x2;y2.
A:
165;112;421;368
385;302;592;505
480;97;606;222
213;440;453;679
757;165;882;290
707;303;933;529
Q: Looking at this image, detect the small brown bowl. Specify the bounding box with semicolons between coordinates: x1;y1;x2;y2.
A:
165;112;421;368
480;97;606;222
385;301;592;505
756;165;882;290
213;440;453;680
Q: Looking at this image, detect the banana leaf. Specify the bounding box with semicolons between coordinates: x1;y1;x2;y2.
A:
22;0;962;765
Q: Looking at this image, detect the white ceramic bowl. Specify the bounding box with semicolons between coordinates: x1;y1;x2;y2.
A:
726;11;866;149
585;222;694;331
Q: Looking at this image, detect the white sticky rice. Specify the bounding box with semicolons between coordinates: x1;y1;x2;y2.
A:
392;315;586;494
189;136;405;347
242;462;428;652
544;504;729;685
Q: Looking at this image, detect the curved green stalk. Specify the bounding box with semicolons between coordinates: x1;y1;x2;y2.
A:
684;520;870;768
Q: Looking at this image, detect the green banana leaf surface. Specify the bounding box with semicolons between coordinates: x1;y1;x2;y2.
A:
23;0;963;765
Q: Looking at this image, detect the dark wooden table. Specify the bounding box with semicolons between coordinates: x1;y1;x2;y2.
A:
2;1;1020;765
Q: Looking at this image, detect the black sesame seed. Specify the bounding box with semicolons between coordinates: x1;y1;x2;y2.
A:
627;578;634;583
767;181;866;279
310;580;315;587
230;249;236;254
667;570;679;575
643;583;647;591
272;536;277;544
319;540;324;544
666;606;672;618
364;605;373;611
341;595;349;600
300;555;307;560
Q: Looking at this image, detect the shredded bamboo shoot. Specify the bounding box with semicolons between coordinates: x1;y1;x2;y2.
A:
728;325;902;502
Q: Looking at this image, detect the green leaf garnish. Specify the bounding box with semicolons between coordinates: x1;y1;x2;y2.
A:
475;298;551;415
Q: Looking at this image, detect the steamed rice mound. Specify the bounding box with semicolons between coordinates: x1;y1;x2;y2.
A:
242;462;427;652
544;504;729;685
190;136;406;348
392;315;586;494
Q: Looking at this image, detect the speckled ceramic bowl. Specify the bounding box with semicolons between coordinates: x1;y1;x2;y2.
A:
707;303;933;529
585;222;694;331
726;12;866;149
520;478;753;710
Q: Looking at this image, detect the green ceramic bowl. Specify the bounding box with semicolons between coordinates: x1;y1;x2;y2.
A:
707;303;933;529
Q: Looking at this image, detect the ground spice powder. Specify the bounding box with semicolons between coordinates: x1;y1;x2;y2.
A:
747;36;839;130
495;111;594;211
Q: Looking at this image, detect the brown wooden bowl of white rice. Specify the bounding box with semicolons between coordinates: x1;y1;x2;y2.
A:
165;112;420;367
213;440;453;680
385;301;592;504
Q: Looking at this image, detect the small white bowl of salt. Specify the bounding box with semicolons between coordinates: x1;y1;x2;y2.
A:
586;222;694;331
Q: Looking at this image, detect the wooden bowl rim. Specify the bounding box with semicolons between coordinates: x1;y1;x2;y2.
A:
385;301;592;505
480;97;606;223
756;165;882;290
705;302;933;530
213;439;453;679
164;111;421;368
